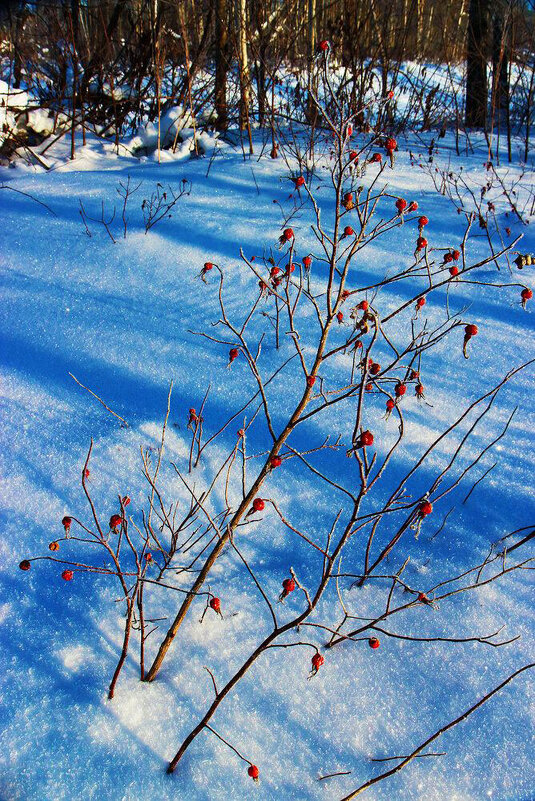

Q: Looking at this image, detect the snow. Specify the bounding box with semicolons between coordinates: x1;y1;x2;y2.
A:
0;114;534;801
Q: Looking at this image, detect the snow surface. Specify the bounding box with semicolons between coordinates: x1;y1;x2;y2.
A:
0;122;534;801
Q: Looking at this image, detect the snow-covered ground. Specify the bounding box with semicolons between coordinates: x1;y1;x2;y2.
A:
1;121;534;801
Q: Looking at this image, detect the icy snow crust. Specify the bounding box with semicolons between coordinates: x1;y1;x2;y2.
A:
0;124;534;801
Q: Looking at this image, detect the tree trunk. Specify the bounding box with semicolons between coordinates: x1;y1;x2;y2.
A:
465;0;490;128
214;0;229;130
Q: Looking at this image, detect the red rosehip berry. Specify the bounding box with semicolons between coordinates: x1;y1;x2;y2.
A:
202;262;213;276
449;265;459;277
385;137;397;152
229;347;239;364
311;653;324;673
336;311;344;323
418;215;429;228
306;375;316;387
303;255;312;271
270;266;280;278
209;597;221;614
365;382;373;391
418;592;429;603
388;90;394;99
386;398;395;412
49;541;60;551
62;569;73;581
395;382;406;397
370;153;382;163
359;430;374;447
62;516;72;531
369;362;381;376
121;495;131;506
109;514;122;530
357;300;368;311
319;40;329;51
415;382;425;398
395;198;407;213
521;288;533;308
248;765;260;781
270;456;282;468
368;637;380;649
444;252;454;263
282;228;294;241
252;498;265;513
19;560;31;571
452;249;460;260
349;150;359;162
343;225;355;236
418;500;433;517
294;176;305;187
408;201;418;212
416;296;426;309
237;428;245;438
145;552;152;561
282;577;295;594
416;237;428;252
465;324;478;337
410;369;419;380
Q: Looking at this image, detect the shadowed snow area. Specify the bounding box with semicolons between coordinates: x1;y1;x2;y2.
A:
1;126;534;801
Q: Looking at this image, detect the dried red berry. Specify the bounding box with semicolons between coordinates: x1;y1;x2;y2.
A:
49;541;60;552
416;237;428;252
306;375;316;387
386;398;395;412
248;765;260;781
369;362;381;376
395;198;407;213
62;570;73;581
62;516;72;530
349;150;359;162
417;592;429;603
365;382;373;391
19;560;31;571
294;176;305;187
449;265;459;277
357;300;368;311
122;495;131;506
368;637;380;649
465;324;478;337
303;256;312;270
229;347;239;364
418;501;433;517
270;456;282;468
311;653;324;672
252;498;265;513
385;137;397;152
282;578;295;594
202;262;213;273
444;252;454;263
418;215;429;228
359;430;374;447
415;382;425;398
521;288;533;307
370;153;382;163
408;201;418;212
395;382;406;397
109;514;122;530
416;296;426;309
319;40;329;51
282;228;294;241
452;249;460;260
145;552;152;561
343;225;355;236
336;311;344;323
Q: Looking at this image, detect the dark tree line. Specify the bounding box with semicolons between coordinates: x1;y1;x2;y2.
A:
1;0;534;142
